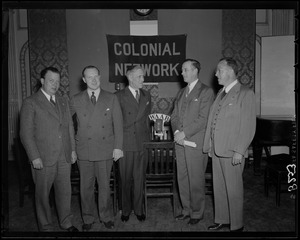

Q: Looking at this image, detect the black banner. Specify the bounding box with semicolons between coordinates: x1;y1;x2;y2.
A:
107;34;186;83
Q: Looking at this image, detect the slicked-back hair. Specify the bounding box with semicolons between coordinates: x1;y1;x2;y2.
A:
220;57;238;76
126;65;143;79
82;65;100;78
183;58;201;74
40;67;60;79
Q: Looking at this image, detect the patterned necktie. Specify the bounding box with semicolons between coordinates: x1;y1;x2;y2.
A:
135;90;140;103
91;92;96;105
50;95;56;106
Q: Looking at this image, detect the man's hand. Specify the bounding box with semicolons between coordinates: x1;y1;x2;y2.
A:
113;149;123;162
71;151;77;164
174;131;185;145
32;158;43;169
232;152;243;165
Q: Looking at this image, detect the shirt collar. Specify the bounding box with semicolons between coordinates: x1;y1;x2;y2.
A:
224;79;238;93
188;79;198;93
128;85;140;97
87;88;100;100
41;88;55;101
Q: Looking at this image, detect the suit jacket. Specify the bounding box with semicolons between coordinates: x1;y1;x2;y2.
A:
70;89;123;161
203;82;256;157
115;87;151;152
20;89;75;166
171;80;215;150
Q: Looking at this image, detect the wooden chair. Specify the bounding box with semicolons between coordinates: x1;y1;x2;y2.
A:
143;141;178;217
205;157;213;195
70;162;80;195
264;147;293;206
13;137;35;207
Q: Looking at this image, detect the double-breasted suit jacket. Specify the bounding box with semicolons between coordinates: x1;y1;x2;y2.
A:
70;88;123;223
116;87;151;152
70;89;123;161
20;89;75;231
171;80;215;219
115;87;151;216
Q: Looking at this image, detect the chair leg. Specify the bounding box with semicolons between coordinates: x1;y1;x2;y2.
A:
264;168;269;197
113;184;117;216
276;174;281;207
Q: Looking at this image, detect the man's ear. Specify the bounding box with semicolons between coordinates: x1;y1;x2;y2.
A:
82;77;86;83
40;78;44;85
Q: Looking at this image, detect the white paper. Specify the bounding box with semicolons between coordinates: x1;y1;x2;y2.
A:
184;140;197;148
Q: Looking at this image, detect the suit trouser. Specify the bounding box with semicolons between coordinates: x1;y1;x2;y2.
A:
119;151;146;216
211;142;245;230
77;159;113;223
175;144;208;219
31;152;73;231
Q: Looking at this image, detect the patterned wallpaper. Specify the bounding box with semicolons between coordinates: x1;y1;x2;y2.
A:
143;84;175;116
222;10;255;90
27;10;69;96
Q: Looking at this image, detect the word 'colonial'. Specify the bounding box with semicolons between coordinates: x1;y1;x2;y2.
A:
113;42;181;56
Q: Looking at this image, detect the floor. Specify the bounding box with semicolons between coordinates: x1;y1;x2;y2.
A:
1;159;297;238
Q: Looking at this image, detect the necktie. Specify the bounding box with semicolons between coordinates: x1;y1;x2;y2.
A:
185;85;190;97
220;90;226;100
91;92;96;105
135;90;140;103
50;95;56;106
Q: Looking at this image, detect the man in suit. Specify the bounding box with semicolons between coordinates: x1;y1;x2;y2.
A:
20;67;78;232
115;65;151;222
171;59;215;225
70;65;123;230
203;57;256;232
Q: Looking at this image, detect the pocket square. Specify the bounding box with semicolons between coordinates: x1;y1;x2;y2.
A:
106;108;110;111
194;99;199;101
229;103;233;106
146;101;149;105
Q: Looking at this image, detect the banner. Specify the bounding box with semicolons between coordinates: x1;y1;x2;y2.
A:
107;34;186;83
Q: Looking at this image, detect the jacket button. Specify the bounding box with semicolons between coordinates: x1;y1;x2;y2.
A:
88;138;91;140
103;137;105;140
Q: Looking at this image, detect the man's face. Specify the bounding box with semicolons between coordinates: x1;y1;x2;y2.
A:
129;68;144;89
41;70;60;96
181;61;197;83
215;60;232;87
83;68;101;90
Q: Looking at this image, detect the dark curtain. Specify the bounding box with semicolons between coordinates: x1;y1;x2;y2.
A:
2;8;9;232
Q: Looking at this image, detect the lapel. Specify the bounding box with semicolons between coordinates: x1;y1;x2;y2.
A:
37;89;59;120
82;89;110;121
221;82;241;106
124;87;139;109
187;80;202;103
136;89;149;120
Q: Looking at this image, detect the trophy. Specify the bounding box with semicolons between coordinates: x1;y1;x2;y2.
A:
148;113;171;141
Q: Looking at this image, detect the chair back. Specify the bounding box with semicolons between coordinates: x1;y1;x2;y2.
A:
144;141;175;180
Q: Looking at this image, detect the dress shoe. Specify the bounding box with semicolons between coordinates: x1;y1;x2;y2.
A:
175;214;190;221
66;226;79;232
188;218;201;225
208;223;230;230
82;223;93;232
231;226;244;232
136;214;146;222
103;221;114;229
121;215;130;222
